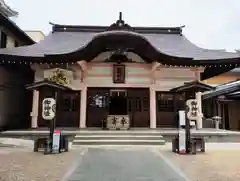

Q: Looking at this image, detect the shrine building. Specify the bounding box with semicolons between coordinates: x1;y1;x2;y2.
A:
1;13;240;130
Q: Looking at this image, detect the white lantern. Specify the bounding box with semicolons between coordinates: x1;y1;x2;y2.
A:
42;98;56;120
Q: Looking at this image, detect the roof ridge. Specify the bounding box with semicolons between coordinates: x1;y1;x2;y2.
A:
50;22;184;34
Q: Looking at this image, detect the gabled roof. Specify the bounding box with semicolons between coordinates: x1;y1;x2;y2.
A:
0;23;238;61
0;12;34;45
25;79;71;91
170;81;215;92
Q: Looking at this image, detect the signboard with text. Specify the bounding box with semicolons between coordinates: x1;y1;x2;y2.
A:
52;130;61;154
186;99;199;120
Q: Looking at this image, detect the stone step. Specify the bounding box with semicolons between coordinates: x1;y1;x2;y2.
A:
73;131;163;136
74;135;163;140
72;139;165;145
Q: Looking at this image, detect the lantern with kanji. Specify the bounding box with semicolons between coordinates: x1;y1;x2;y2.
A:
42;98;56;120
186;99;199;120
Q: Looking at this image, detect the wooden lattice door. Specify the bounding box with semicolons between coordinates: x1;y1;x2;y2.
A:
86;88;109;127
127;89;150;127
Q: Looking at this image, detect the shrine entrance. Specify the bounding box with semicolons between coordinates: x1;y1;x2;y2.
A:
86;88;150;128
109;89;127;115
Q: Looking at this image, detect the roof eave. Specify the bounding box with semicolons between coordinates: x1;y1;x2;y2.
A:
25;79;71;91
202;85;240;100
170;81;215;92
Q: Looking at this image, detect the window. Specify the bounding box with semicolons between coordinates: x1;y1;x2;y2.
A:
71;98;78;111
143;97;149;111
14;41;19;47
61;93;80;111
1;32;7;48
157;92;174;112
63;97;71;111
113;64;125;83
135;97;142;111
175;93;185;110
127;98;132;112
89;94;108;108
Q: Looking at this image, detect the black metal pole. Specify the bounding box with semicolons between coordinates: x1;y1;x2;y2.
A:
185;106;191;154
50;91;57;150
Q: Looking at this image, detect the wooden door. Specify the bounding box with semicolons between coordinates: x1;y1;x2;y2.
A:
87;88;109;127
127;89;150;127
156;92;181;128
56;91;80;127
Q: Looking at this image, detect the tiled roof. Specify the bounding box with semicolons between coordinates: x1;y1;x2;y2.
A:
0;28;238;61
202;80;240;99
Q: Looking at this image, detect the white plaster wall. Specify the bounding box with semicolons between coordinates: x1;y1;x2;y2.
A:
86;63;152;86
89;52;198;89
155;67;197;90
6;35;15;48
32;60;198;91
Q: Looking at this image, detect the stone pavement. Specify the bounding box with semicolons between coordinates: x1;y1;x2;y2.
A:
64;147;190;181
0;140;86;181
160;149;240;181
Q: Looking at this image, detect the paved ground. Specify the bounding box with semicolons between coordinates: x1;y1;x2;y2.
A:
64;147;189;181
158;145;240;181
0;145;85;181
2;138;240;181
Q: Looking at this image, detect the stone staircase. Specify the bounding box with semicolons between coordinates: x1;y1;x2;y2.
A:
72;130;165;146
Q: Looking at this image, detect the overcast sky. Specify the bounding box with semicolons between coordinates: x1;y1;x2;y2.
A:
7;0;240;51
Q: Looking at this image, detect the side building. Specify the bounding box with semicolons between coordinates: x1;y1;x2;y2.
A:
25;31;45;42
0;3;35;130
203;68;240;86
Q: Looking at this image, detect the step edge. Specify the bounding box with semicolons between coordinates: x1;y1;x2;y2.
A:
73;139;165;142
74;135;163;138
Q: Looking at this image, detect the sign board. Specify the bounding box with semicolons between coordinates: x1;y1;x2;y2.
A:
178;129;186;153
178;110;185;127
52;130;61;153
42;98;56;120
186;99;199;120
